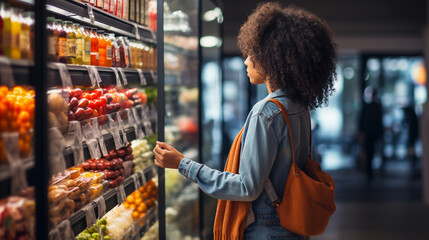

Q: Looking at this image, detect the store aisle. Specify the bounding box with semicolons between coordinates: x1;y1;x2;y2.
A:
312;168;429;240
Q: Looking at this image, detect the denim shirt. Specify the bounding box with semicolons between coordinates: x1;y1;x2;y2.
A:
178;90;310;239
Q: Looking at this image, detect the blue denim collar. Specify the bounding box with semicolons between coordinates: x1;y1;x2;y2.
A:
264;89;288;100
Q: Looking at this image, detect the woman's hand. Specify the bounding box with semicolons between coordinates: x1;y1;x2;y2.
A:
153;141;184;169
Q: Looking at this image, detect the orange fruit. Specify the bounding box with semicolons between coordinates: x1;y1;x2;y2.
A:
132;211;139;220
137;202;147;213
123;202;130;209
135;197;142;206
142;192;148;200
138;212;145;220
126;195;135;203
129;204;137;210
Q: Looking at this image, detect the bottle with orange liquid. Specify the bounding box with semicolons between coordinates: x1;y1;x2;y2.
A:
97;30;106;66
90;28;99;66
10;8;22;59
104;33;112;67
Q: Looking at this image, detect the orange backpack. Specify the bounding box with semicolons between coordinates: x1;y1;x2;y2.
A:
266;99;336;236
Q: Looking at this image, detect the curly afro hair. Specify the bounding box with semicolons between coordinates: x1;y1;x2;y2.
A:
238;2;337;109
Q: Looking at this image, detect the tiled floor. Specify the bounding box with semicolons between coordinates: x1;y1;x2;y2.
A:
312;167;429;240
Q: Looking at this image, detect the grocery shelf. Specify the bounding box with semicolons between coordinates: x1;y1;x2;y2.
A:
1;58;156;88
47;64;157;88
46;0;156;43
69;165;157;235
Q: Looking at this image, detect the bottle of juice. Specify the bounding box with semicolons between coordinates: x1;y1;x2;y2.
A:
123;37;130;68
27;12;34;60
109;34;120;67
90;28;99;66
64;21;76;64
117;36;125;68
74;23;83;65
19;11;31;60
97;30;106;66
47;17;58;61
104;33;112;67
10;8;21;59
0;2;5;56
83;26;91;65
1;3;11;57
56;19;67;63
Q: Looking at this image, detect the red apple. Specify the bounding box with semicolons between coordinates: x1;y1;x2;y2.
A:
85;108;94;118
78;99;89;108
99;97;107;107
72;88;83;99
68;111;76;121
75;108;86;121
88;100;95;109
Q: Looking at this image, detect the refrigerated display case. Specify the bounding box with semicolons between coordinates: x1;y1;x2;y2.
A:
163;0;200;239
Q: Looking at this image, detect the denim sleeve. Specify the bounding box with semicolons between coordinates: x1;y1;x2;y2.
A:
178;113;279;201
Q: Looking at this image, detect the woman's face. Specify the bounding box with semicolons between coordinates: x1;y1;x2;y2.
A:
244;56;265;85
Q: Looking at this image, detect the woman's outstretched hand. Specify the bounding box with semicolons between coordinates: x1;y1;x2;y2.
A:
153;141;184;169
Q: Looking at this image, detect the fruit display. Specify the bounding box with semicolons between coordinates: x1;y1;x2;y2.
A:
122;179;158;223
0;196;36;240
0;86;35;163
131;139;154;172
141;221;158;240
67;87;146;123
75;217;111;240
48;167;106;224
81;144;134;188
104;205;133;240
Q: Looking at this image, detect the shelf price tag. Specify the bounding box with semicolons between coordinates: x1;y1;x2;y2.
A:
129;108;144;139
133;23;141;40
94;195;106;218
150;70;156;83
48;128;67;175
57;220;75;240
86;3;96;25
107;113;123;150
51;63;73;88
112;68;122;87
116;184;126;205
0;57;15;87
116;112;129;146
117;67;128;85
150;30;156;40
83;204;97;228
3;132;28;195
86;66;102;88
82;121;102;159
132;174;141;190
92;118;108;156
136;69;146;85
67;121;85;166
141;106;154;136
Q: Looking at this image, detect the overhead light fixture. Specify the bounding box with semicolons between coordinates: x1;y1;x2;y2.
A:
200;36;222;48
203;7;223;22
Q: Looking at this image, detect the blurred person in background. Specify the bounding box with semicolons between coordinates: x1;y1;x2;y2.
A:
358;87;383;180
153;2;337;239
402;104;419;178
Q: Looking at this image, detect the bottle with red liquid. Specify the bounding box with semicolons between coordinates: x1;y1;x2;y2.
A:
90;28;99;66
56;19;67;63
97;30;106;66
110;34;120;67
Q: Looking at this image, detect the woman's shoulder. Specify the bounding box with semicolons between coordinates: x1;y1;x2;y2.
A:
251;95;304;121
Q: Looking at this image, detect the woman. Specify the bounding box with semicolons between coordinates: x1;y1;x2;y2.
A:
153;2;337;239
